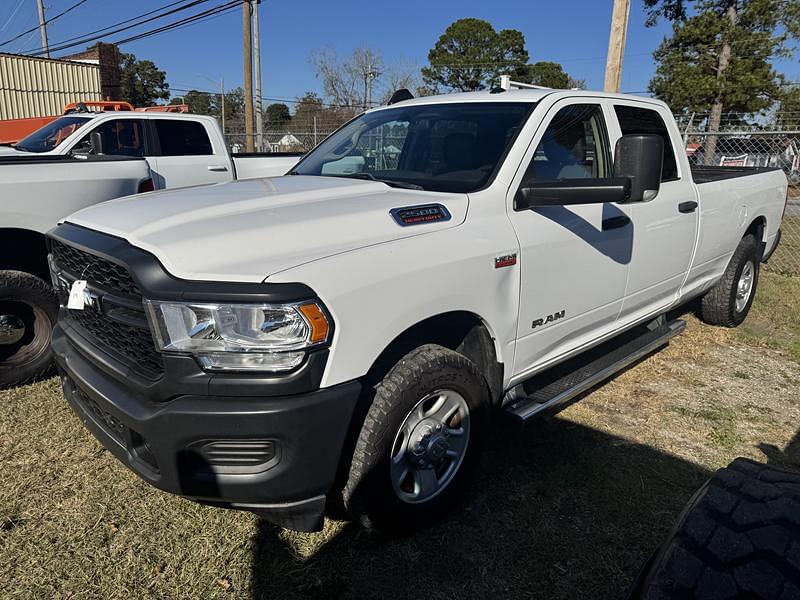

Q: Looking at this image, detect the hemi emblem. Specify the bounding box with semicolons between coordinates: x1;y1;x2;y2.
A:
494;253;517;268
390;204;451;227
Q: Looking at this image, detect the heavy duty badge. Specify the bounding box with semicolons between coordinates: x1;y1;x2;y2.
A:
494;253;517;268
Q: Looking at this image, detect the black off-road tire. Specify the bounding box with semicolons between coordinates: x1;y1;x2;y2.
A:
631;458;800;599
699;234;760;327
0;270;58;389
343;344;491;533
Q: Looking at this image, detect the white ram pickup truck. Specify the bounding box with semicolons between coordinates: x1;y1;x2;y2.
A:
0;112;301;387
46;88;788;533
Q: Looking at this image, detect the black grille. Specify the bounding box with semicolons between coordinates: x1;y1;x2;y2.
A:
70;309;164;379
50;240;165;379
50;240;140;297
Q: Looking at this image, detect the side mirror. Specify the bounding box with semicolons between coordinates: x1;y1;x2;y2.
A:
614;134;663;202
89;131;105;155
515;178;632;210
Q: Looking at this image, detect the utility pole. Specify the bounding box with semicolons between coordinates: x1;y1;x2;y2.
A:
253;0;263;151
220;76;226;136
36;0;49;58
603;0;630;93
363;63;378;111
242;0;255;152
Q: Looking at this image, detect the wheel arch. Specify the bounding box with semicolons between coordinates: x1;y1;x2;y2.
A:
744;216;766;243
364;310;505;407
0;228;50;279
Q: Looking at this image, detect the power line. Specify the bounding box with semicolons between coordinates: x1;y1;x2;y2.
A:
0;0;91;48
110;2;239;48
20;0;192;53
23;0;210;55
0;0;26;36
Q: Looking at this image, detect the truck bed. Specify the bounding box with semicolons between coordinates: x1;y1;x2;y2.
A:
691;164;781;184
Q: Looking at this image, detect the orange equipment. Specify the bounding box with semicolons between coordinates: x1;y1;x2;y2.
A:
135;104;189;113
0;100;187;145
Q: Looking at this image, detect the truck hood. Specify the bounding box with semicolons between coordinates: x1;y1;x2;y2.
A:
65;175;468;283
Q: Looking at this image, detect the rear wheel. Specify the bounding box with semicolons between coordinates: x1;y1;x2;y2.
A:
699;234;760;327
0;270;58;389
343;344;490;533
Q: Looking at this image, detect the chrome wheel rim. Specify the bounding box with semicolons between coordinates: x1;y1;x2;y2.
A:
0;314;26;346
0;300;50;367
735;260;755;313
389;389;471;504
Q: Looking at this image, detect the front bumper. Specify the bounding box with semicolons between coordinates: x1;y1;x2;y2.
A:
52;323;360;532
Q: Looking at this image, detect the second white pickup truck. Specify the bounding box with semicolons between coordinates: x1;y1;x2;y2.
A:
47;88;788;532
0;111;301;387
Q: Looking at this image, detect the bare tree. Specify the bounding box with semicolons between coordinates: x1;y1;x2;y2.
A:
378;59;421;104
311;46;384;110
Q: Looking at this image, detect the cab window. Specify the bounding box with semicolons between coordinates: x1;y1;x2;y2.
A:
522;104;611;183
74;119;145;156
614;105;678;181
154;120;213;156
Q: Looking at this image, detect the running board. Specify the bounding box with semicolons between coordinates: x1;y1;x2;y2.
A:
504;319;686;422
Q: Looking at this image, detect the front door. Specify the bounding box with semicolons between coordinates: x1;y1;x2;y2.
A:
507;101;633;382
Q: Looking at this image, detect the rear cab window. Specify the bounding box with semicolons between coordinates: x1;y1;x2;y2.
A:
153;120;213;156
613;105;679;181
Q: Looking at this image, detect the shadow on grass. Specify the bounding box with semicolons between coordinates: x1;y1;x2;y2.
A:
249;416;710;600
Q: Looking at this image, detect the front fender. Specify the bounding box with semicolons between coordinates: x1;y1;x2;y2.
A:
268;217;520;389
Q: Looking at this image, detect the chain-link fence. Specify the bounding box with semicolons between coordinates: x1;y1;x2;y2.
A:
684;131;800;275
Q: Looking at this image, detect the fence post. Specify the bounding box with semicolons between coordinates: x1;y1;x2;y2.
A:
683;112;695;147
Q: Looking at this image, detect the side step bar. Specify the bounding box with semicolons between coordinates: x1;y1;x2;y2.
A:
504;319;686;422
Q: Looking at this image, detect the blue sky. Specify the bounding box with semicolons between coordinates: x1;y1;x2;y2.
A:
2;0;799;107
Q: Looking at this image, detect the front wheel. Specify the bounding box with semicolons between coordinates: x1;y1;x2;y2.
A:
0;270;58;389
343;344;490;533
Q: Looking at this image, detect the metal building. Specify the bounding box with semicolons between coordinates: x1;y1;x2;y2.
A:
0;53;102;120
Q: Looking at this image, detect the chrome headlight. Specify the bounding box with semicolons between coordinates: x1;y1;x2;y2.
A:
144;300;331;373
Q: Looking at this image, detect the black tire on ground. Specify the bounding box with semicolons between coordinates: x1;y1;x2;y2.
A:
0;270;58;389
343;344;491;533
631;458;800;600
699;234;760;327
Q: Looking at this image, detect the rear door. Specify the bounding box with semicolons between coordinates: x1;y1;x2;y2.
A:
507;100;633;380
609;103;699;325
148;118;232;188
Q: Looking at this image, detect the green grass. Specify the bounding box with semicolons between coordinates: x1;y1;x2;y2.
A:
735;270;800;363
672;406;739;451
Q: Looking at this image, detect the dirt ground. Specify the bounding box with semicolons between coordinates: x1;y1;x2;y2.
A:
1;272;799;599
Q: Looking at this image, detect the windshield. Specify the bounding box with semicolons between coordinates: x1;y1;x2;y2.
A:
15;116;91;153
292;102;535;193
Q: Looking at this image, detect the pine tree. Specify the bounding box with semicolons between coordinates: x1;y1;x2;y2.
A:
422;18;529;92
645;0;799;163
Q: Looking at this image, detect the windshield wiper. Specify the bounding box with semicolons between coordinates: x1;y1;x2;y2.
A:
333;172;424;190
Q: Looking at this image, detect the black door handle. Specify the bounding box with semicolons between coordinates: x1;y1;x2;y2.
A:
602;215;631;231
679;201;698;213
